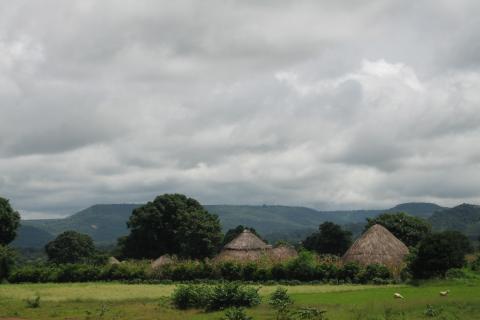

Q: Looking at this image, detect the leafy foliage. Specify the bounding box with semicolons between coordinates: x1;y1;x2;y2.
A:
118;194;223;259
171;282;260;311
409;231;474;279
45;231;95;264
303;222;352;256
269;287;293;320
365;212;431;247
0;197;21;245
222;307;253;320
0;244;16;280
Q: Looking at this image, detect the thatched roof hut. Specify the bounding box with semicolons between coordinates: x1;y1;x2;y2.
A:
108;256;120;265
215;229;272;262
270;244;298;262
342;224;409;268
151;254;175;269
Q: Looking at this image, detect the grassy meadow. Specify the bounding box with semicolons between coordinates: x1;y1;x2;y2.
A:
1;280;479;320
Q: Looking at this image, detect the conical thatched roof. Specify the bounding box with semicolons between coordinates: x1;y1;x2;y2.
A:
151;254;175;269
342;224;409;267
108;256;120;265
223;229;272;250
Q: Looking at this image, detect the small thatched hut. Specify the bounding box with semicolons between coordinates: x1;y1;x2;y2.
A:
342;224;409;268
215;229;273;262
270;244;298;262
108;256;120;265
151;254;175;269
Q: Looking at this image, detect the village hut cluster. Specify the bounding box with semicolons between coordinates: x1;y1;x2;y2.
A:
149;224;410;271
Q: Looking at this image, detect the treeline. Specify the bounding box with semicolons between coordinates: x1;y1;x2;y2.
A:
8;252;393;284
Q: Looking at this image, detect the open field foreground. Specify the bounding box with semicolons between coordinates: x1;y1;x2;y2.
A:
1;281;479;320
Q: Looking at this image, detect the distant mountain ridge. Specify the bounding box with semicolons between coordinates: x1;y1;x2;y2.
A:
13;202;446;248
429;203;480;239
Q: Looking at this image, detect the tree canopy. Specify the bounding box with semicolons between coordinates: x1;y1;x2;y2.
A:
45;231;95;264
365;212;431;247
118;194;223;259
223;225;263;245
303;222;352;256
0;197;21;245
409;231;473;279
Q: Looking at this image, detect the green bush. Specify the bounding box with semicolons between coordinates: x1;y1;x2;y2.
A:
207;282;261;311
286;252;317;281
338;262;361;281
222;307;253;320
171;284;212;309
470;255;480;272
269;287;293;320
359;264;391;283
220;262;243;281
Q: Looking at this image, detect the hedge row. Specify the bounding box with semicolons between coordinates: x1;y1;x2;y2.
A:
9;252;392;284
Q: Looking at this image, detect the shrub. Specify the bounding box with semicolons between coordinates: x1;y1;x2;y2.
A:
338;262;361;281
445;268;471;279
171;284;212;309
222;307;253;320
470;255;480;272
286;251;317;281
220;262;243;281
293;307;327;320
271;263;288;280
359;264;391;283
207;282;261;311
25;295;41;308
269;287;293;320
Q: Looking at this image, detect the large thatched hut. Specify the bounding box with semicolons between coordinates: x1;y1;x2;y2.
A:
215;229;273;262
342;224;409;268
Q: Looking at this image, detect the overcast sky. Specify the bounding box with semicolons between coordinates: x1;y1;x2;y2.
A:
1;1;480;219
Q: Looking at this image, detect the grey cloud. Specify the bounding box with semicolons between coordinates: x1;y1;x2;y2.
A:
1;1;480;218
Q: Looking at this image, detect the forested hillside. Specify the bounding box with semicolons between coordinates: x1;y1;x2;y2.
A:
14;202;445;248
429;204;480;239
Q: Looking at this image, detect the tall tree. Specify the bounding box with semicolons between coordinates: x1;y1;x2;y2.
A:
0;197;21;245
365;212;431;247
303;222;352;256
118;194;223;259
45;231;95;264
223;225;263;245
0;245;16;280
409;231;473;279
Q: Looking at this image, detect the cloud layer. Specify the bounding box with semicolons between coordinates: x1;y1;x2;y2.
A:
1;0;480;218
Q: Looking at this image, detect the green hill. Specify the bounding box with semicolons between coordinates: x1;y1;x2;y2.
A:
429;203;480;239
15;202;444;248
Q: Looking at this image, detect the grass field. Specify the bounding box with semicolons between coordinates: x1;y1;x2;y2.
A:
0;280;479;319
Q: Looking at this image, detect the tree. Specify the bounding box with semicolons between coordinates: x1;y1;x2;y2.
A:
45;231;95;264
409;231;473;279
303;222;352;256
365;212;431;247
118;194;223;259
0;197;21;245
223;225;263;245
0;245;16;280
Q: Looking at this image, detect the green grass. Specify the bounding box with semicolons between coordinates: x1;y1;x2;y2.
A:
1;280;479;319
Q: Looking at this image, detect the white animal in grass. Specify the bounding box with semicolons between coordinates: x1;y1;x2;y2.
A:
440;290;450;297
393;293;404;299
